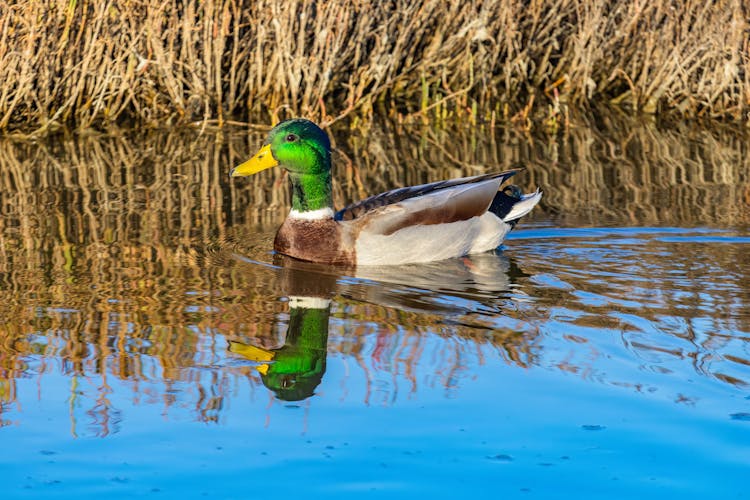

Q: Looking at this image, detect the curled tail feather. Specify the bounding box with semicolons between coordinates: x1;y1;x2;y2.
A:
488;185;543;227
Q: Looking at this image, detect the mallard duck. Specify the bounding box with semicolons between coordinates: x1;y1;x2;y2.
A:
231;119;541;266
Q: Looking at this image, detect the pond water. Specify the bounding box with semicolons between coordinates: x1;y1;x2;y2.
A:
0;113;748;497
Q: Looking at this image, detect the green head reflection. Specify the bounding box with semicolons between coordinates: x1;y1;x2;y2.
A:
229;296;330;401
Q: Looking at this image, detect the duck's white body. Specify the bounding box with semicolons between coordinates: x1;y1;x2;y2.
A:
352;185;542;266
276;172;542;267
354;212;508;265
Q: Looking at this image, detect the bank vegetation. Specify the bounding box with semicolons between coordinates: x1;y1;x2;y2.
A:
0;0;748;132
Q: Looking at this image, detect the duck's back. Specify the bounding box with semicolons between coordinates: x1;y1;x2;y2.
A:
335;170;520;223
337;170;539;266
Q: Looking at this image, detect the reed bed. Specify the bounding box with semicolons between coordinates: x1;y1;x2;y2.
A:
0;0;748;132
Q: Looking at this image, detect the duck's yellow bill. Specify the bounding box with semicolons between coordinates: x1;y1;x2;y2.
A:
231;144;278;177
228;341;275;362
228;341;273;375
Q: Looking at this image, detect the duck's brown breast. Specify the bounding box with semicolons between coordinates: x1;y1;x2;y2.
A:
274;218;356;266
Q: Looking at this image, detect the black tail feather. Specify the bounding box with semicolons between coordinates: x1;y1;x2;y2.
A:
488;185;523;227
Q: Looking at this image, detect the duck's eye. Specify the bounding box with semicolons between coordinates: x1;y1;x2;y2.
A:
285;134;298;142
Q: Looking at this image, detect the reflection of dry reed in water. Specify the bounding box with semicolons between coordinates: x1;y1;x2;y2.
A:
0;1;748;132
0;131;263;430
524;114;750;227
0;129;533;431
240;114;750;227
0;116;747;431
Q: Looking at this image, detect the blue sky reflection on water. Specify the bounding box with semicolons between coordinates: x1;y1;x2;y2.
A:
2;330;748;498
1;224;749;498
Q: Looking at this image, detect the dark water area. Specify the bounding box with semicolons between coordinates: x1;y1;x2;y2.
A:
0;113;748;497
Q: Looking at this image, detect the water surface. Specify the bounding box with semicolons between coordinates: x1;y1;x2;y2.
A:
0;115;748;497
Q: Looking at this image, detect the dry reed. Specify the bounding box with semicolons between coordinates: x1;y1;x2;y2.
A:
0;0;748;132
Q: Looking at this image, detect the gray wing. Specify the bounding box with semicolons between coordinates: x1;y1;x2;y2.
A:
334;169;522;221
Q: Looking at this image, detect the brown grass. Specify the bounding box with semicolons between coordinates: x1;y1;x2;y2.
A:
0;0;748;132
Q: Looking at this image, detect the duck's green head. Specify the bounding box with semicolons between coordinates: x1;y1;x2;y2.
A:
231;119;332;212
231;119;331;177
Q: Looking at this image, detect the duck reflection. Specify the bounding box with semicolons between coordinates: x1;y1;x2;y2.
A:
352;251;529;311
228;259;338;401
228;251;526;402
229;296;330;401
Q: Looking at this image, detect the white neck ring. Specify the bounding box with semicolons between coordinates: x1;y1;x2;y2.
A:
288;207;335;220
